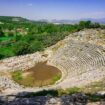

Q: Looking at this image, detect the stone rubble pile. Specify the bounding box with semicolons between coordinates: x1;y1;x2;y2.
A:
0;76;22;90
0;93;89;105
0;92;105;105
68;29;105;48
0;52;47;72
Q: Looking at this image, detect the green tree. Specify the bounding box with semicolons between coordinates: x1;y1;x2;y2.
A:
13;41;30;55
0;27;4;37
93;22;100;28
79;21;92;29
29;41;43;52
0;53;5;59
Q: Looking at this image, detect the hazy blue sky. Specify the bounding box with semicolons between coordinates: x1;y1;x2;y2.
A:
0;0;105;20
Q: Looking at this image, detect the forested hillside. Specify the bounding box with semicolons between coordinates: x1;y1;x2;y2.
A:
0;16;105;59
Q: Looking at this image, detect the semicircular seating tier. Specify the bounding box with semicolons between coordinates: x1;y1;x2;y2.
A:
49;40;105;88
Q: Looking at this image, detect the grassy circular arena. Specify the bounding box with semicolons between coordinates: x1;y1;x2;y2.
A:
11;61;61;87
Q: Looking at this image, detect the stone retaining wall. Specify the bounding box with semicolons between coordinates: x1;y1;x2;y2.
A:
0;52;47;72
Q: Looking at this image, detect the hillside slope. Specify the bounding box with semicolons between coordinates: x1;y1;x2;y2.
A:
0;29;105;95
0;16;29;22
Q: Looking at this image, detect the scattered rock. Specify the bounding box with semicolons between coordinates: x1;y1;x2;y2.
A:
96;91;105;96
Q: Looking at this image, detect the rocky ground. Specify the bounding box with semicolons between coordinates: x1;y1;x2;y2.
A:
0;92;105;105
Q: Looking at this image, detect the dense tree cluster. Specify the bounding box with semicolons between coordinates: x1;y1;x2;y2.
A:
0;27;4;37
0;16;104;59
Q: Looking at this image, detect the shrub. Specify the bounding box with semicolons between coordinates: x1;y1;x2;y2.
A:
12;71;23;81
51;74;61;84
13;41;30;55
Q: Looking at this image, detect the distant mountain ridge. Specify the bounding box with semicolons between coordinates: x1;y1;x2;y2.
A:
0;16;105;24
0;16;48;24
79;18;105;24
0;16;29;22
41;18;105;24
